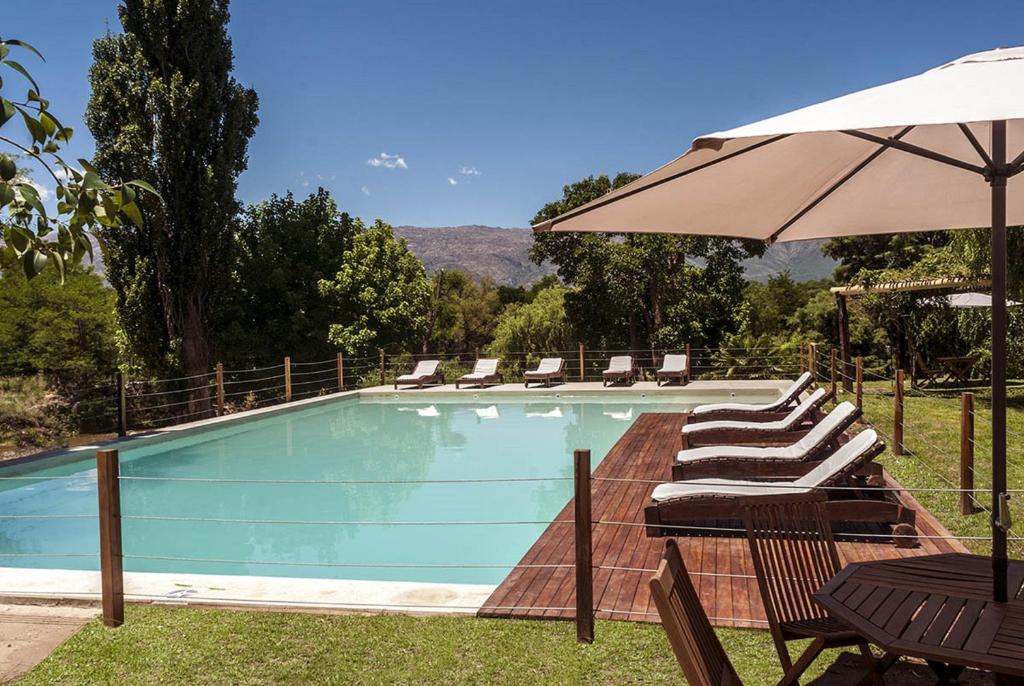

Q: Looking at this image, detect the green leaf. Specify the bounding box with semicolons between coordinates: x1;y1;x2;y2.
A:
126;179;160;197
50;250;66;283
0;154;15;181
56;126;73;142
20;109;45;143
121;201;144;227
22;248;47;279
0;98;14;127
81;171;110;190
39;111;57;137
9;226;31;253
0;182;13;206
78;159;100;175
2;59;40;94
4;40;44;61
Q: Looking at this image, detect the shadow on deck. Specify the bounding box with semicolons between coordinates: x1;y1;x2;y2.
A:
479;412;967;628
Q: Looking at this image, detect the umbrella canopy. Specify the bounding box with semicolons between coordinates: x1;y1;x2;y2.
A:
945;292;1022;308
536;46;1024;601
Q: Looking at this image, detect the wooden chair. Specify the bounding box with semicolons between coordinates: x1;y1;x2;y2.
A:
914;352;942;388
649;539;743;686
742;493;888;686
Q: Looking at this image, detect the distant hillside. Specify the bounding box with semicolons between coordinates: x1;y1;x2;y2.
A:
396;226;836;286
394;225;556;287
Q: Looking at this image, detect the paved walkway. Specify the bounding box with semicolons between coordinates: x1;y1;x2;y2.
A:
0;603;97;684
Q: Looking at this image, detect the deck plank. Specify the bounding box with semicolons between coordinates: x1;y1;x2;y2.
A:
479;412;968;626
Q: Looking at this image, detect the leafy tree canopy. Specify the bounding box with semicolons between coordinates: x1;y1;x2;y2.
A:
320;220;431;356
490;285;575;356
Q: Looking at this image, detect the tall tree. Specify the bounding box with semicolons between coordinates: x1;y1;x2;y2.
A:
220;189;356;365
86;0;258;407
530;174;764;349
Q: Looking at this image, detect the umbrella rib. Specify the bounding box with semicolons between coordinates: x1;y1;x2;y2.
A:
543;134;791;230
840;129;986;176
1009;148;1024;175
768;126;915;242
957;123;995;169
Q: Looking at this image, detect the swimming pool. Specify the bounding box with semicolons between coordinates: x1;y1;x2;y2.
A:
1;393;737;586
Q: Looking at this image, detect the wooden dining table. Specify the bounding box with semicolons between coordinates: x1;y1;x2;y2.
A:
815;553;1024;684
935;355;981;385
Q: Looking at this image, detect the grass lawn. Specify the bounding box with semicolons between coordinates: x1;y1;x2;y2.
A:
20;606;813;685
856;381;1024;556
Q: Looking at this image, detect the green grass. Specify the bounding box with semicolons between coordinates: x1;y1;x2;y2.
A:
0;375;68;457
855;380;1024;556
20;606;816;685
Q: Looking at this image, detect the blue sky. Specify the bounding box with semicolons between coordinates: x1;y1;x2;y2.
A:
6;1;1024;228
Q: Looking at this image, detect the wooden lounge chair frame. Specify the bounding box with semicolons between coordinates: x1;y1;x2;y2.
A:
523;358;566;388
644;438;920;547
393;360;444;390
602;355;638;387
689;372;814;422
455;358;503;389
656;353;690;387
649;539;744;686
681;390;833;450
914;351;942;388
742;493;888;686
672;404;862;481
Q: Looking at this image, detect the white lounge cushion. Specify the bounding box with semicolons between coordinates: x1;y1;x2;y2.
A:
396;360;440;381
692;372;812;415
682;387;827;435
605;356;633;373
460;358;499;380
658;354;688;373
653;429;878;503
526;358;563;375
675;402;858;464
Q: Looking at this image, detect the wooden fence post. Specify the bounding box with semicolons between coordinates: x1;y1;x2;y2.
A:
379;349;386;386
961;392;976;515
830;347;837;400
284;356;292;402
578;343;585;382
799;342;806;374
97;449;124;627
809;343;818;382
894;369;905;456
574;448;594;644
855;356;863;411
337;352;345;391
215;363;224;416
115;371;127;437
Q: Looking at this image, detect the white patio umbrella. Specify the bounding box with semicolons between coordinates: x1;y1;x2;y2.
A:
945;292;1022;309
535;46;1024;600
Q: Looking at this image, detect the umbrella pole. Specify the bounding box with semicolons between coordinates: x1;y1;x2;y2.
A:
991;119;1009;603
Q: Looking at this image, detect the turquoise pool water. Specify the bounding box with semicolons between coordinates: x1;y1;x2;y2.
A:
1;394;708;585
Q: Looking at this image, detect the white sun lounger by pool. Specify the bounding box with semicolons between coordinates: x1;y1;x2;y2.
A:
456;358;502;389
394;360;443;389
682;387;828;439
524;357;566;387
672;402;860;479
656;354;690;386
602;355;637;386
691;371;813;418
654;429;881;503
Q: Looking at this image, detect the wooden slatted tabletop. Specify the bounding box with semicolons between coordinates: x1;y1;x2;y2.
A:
815;553;1024;680
480;412;967;628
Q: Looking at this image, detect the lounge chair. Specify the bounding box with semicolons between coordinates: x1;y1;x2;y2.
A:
672;401;861;480
393;360;443;389
649;539;744;686
455;358;502;389
656;353;690;386
914;352;942;387
743;494;889;686
680;387;831;449
523;358;566;388
602;355;638;386
689;371;813;422
644;429;919;545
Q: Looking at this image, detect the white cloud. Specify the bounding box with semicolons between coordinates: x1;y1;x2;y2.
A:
360;185;371;196
447;177;458;186
367;152;408;169
459;166;481;176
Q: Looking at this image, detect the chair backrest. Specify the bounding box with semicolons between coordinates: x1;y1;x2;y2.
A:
608;355;633;372
791;402;860;453
778;372;813;405
742;494;842;631
779;387;828;428
473;358;499;375
649;539;743;686
413;360;440;376
915;351;931;372
793;429;882;487
536;357;563;373
661;354;688;372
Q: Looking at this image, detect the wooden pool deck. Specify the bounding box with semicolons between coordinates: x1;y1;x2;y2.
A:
479;412;967;629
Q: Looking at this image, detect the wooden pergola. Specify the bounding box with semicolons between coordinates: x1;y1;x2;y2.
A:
830;276;992;390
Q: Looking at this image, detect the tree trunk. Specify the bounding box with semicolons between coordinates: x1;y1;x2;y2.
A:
180;293;212;419
628;311;641;351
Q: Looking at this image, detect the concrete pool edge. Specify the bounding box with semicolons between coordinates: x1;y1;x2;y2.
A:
0;567;497;616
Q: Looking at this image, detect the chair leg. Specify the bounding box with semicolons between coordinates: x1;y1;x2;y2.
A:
778;636;825;686
854;643;885;686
